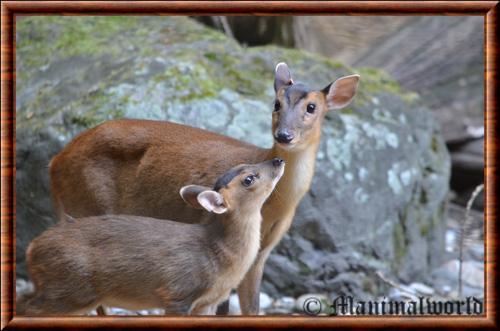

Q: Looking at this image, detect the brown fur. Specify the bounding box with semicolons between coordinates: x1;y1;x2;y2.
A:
19;160;284;316
49;63;359;314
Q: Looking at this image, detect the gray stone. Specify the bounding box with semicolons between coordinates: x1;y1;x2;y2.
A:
466;243;485;261
427;259;484;298
274;296;296;311
264;307;292;315
16;279;34;297
259;292;273;310
296;293;329;314
228;293;241;315
408;282;435;296
325;272;371;300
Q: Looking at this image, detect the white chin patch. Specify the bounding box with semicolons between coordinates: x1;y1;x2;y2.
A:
272;165;285;188
277;142;295;150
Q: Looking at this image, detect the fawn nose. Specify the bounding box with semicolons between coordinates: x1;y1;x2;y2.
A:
275;131;294;144
272;158;284;167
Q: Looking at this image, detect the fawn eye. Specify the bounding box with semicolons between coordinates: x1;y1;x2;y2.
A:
274;100;281;112
242;175;255;187
306;103;316;114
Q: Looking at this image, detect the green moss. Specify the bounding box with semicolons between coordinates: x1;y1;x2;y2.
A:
274;46;345;69
339;107;357;116
69;114;99;127
418;201;445;237
431;135;439;152
432;203;446;229
356;67;419;105
420;189;428;205
155;62;222;102
17;17;138;68
297;260;312;276
204;52;218;62
214;51;271;95
420;220;430;236
61;86;126;130
358;68;400;92
16;16;223;73
393;220;407;268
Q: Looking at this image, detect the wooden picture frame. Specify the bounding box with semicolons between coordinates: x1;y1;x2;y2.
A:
1;1;497;329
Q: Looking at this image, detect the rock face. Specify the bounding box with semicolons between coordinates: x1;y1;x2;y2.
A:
294;16;484;137
16;16;451;299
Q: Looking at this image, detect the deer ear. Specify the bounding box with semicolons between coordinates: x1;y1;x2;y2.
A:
274;62;294;92
179;185;211;209
323;74;360;109
197;191;228;214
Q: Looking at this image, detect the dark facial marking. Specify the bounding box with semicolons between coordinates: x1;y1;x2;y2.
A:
322;83;332;95
274;100;281;112
285;83;311;107
213;167;245;191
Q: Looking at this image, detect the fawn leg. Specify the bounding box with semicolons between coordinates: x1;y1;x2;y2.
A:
190;305;213;315
96;306;106;316
24;292;96;316
237;254;267;315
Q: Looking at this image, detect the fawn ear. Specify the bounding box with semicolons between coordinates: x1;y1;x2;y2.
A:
197;191;228;214
323;74;360;110
274;62;294;92
180;185;211;209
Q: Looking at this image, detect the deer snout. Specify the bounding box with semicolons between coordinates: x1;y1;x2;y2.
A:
269;158;285;187
272;158;284;167
275;130;294;144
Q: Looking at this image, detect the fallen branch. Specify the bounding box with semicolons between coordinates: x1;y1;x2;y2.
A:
458;183;484;298
375;270;417;300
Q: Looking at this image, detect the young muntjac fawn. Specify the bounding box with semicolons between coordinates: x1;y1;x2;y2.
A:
18;159;285;316
49;63;360;314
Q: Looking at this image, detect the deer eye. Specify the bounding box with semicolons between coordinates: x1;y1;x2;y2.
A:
274;100;281;112
306;103;316;114
242;175;255;187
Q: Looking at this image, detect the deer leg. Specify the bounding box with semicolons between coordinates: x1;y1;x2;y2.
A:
16;291;36;315
23;292;96;316
190;303;215;315
96;306;106;316
237;250;269;315
207;305;218;315
237;212;295;315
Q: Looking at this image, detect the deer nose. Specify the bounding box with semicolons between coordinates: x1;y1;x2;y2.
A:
275;131;294;144
272;158;284;167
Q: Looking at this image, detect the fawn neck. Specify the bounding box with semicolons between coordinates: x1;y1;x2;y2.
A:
209;206;263;257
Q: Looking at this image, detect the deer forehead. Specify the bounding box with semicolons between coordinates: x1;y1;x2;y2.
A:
278;85;325;109
213;166;245;192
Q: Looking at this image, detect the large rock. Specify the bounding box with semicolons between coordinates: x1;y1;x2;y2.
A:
16;17;451;298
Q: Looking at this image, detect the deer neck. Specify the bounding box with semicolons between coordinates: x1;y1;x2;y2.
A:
267;136;321;206
208;208;263;262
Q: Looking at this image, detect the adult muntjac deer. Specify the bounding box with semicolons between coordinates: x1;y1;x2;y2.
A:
18;159;285;316
49;62;360;314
